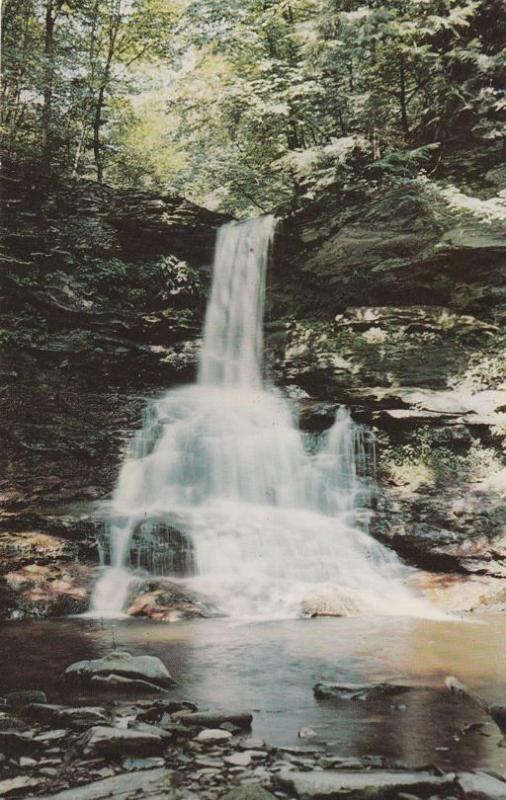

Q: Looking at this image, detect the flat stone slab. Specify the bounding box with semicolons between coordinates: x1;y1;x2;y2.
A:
276;769;458;798
176;710;253;729
37;768;179;799
221;786;276;800
458;772;506;799
314;682;412;701
78;725;171;757
0;775;41;797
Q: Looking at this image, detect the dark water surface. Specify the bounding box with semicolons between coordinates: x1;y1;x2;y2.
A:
2;615;506;773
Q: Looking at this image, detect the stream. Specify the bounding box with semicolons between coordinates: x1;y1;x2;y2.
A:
2;615;506;773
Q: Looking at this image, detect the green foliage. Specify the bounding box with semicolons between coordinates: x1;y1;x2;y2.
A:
1;0;180;180
2;0;504;212
80;255;203;309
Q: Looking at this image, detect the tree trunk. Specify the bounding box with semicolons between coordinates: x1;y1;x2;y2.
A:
399;57;410;138
93;84;106;182
92;3;121;183
41;0;55;175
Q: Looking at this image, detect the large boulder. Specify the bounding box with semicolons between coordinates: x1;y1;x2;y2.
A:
126;578;212;622
63;651;174;691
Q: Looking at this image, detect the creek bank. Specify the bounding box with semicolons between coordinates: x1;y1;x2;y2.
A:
0;652;503;799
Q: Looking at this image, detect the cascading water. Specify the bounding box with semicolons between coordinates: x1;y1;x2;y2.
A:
90;216;437;619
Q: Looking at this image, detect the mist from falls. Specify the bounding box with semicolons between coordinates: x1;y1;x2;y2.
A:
90;216;437;620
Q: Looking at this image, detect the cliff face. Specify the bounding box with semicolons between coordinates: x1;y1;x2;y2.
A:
0;165;230;617
272;179;506;319
269;177;506;611
1;163;506;618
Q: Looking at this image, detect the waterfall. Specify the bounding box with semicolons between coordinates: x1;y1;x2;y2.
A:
90;216;436;619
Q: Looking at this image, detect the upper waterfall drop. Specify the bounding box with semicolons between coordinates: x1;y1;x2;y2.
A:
199;216;274;388
90;215;439;620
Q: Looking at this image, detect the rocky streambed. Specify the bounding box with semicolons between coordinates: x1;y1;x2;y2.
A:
3;616;506;797
2;637;506;799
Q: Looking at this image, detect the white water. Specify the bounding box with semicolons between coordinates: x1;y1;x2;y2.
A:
91;216;437;620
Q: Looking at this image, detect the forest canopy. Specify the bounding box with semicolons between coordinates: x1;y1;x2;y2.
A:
2;0;505;215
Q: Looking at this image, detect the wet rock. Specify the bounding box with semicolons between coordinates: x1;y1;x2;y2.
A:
238;737;265;750
314;682;412;701
221;786;276;800
90;674;169;693
127;520;196;578
40;767;59;777
22;701;108;730
298;727;317;739
317;756;366;770
0;532;78;576
126;577;208;622
0;712;26;731
276;769;458;798
4;689;47;708
19;755;37;767
137;699;197;724
0;562;91;619
0;730;43;755
21;703;66;723
224;752;252;767
122;756;165;770
194;729;233;744
458;771;506;798
371;487;506;578
159;718;194;737
164;700;198;714
177;711;253;730
77;725;171;757
0;775;41;797
64;651;174;690
298;402;339;433
56;707;108;729
33;729;67;744
36;767;176;799
220;721;242;734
